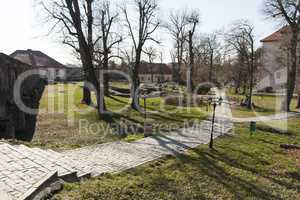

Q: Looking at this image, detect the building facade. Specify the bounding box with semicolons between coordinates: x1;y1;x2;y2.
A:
258;26;300;94
10;49;67;83
138;63;173;83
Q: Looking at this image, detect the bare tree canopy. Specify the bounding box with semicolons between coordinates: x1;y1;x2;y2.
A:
186;9;201;93
41;0;101;107
166;10;188;83
198;33;220;83
122;0;160;109
225;20;256;109
143;46;158;82
96;0;123;95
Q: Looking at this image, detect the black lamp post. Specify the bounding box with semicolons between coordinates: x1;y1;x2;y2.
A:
143;95;147;121
141;89;151;136
208;96;223;149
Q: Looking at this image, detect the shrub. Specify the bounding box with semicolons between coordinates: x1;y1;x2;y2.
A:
196;84;213;95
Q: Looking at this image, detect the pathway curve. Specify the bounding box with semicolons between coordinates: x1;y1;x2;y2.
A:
231;112;300;123
0;89;233;200
62;88;233;176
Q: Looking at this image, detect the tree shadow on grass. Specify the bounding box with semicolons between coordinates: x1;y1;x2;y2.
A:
107;95;129;104
101;112;142;125
178;148;286;200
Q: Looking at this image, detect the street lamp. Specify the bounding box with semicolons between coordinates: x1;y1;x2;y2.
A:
208;96;223;149
141;89;152;136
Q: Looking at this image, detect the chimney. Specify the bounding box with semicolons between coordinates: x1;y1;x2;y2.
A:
27;49;37;67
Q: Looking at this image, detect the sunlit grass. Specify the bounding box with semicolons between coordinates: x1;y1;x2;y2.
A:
54;117;300;200
31;83;208;150
227;92;299;118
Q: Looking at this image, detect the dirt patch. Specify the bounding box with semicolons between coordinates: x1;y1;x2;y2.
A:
288;149;300;168
32;113;118;151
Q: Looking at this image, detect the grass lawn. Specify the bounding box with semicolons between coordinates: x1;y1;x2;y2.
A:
53;117;300;200
24;83;208;151
228;93;299;118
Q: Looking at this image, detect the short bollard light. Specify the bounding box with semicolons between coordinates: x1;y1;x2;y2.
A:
250;121;256;135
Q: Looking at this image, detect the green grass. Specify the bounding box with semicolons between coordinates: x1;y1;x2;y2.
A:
53;117;300;200
228;93;299;118
28;83;208;150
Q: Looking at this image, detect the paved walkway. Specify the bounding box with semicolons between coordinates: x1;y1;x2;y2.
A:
232;112;300;123
60;88;233;176
0;89;233;200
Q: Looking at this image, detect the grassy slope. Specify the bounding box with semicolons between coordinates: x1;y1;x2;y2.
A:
228;93;299;118
28;83;207;150
54;118;300;200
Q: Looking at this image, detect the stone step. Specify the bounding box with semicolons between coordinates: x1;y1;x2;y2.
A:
62;141;163;177
0;143;59;200
13;145;78;182
30;147;92;179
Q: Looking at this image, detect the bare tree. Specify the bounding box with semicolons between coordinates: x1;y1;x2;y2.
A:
96;1;122;95
186;10;200;93
199;33;220;83
122;0;160;109
41;0;110;117
264;0;300;111
42;0;103;107
226;20;256;109
143;46;157;82
166;10;188;83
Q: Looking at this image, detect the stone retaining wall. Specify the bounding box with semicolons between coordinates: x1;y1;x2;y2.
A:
0;53;46;141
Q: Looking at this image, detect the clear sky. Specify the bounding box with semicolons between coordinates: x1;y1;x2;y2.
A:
0;0;279;65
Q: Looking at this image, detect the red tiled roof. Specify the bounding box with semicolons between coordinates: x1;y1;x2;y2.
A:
260;26;290;43
139;63;172;75
10;49;66;69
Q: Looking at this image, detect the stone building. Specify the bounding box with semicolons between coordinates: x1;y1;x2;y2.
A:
10;49;67;83
0;53;46;141
139;62;173;83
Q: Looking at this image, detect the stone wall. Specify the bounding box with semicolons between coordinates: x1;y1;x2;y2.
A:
0;53;46;141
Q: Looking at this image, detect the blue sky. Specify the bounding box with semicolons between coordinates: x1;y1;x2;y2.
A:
0;0;279;64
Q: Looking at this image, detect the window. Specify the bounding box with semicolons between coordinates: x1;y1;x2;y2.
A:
276;72;281;79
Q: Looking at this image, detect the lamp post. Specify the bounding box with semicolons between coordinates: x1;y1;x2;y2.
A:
141;89;151;136
208;96;223;149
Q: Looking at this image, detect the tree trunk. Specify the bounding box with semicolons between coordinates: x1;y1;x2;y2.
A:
82;81;92;105
282;31;298;112
131;49;141;110
297;93;300;109
187;31;194;93
209;50;214;83
81;59;92;105
83;0;93;105
243;82;247;95
150;66;154;83
235;86;239;94
247;44;255;109
103;52;109;96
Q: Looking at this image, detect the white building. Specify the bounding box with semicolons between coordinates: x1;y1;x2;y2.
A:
258;26;300;94
10;49;67;83
139;62;173;83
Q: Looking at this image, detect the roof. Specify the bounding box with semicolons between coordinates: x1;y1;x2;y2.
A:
260;26;290;43
10;49;66;69
139;63;172;75
0;53;31;92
